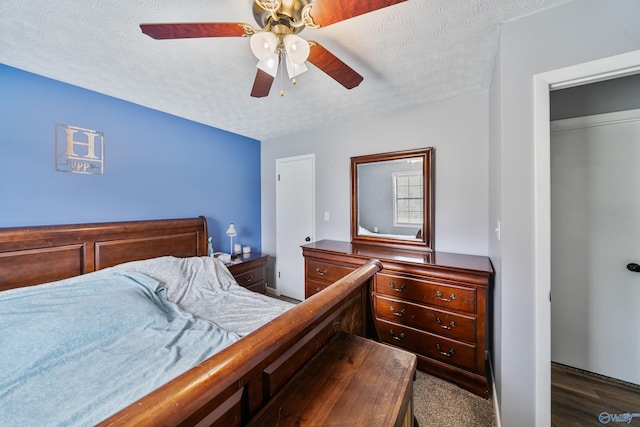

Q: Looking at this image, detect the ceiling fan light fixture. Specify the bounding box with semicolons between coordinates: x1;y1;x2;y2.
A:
256;52;280;78
283;34;310;64
285;54;308;78
250;32;278;61
141;0;409;97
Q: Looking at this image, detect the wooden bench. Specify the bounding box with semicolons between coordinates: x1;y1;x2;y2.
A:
247;331;417;426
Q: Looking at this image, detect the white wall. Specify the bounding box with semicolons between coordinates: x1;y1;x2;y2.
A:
261;91;489;284
490;0;640;425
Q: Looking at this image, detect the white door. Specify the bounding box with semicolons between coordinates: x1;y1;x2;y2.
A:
276;154;315;301
551;109;640;385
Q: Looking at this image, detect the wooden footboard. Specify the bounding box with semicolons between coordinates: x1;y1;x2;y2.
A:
100;259;382;426
0;217;382;426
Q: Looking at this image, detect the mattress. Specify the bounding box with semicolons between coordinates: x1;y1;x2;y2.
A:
0;256;294;426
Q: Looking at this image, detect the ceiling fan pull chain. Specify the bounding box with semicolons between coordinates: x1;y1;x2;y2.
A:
280;51;285;97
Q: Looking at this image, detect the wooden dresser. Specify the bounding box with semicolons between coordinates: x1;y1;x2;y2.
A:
226;253;268;294
302;239;493;397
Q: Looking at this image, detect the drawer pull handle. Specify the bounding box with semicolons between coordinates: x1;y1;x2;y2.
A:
389;306;406;317
315;287;321;293
315;267;328;276
244;275;253;283
436;317;456;330
435;290;456;302
389;282;405;292
390;330;405;341
436;344;455;357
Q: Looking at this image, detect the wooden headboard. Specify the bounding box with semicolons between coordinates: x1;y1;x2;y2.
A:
0;216;208;292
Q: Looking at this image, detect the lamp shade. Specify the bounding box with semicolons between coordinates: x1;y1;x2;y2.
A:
256;52;280;78
283;34;310;64
285;54;308;78
225;223;237;237
250;32;278;61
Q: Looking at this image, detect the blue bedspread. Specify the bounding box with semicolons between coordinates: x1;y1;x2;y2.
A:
0;270;240;426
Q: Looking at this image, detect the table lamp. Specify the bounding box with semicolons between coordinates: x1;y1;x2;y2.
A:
226;223;237;255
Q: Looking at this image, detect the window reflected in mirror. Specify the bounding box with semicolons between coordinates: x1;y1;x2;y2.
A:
393;170;423;228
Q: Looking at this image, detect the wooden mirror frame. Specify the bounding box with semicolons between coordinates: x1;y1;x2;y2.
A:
350;148;434;252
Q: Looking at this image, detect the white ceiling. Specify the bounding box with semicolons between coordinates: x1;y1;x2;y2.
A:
0;0;570;141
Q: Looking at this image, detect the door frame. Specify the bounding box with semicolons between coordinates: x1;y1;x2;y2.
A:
275;153;316;299
533;49;640;423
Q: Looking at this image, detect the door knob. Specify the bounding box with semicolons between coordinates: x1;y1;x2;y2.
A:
627;263;640;272
305;237;311;242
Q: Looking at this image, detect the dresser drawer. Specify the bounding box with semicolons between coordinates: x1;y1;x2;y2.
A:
305;279;332;297
376;319;477;372
234;267;265;289
375;273;477;313
227;254;268;294
306;259;355;283
374;295;477;343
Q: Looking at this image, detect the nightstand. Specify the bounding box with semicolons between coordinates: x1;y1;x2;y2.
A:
226;253;268;294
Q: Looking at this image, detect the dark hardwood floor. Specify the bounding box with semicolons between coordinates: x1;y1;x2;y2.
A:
551;362;640;426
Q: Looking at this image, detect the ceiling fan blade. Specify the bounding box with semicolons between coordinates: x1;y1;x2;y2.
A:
250;69;275;98
305;0;408;28
307;42;363;90
140;23;252;39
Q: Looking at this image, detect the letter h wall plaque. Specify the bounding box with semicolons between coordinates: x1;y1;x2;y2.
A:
56;124;104;175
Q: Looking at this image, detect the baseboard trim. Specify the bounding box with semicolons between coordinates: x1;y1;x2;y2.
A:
490;359;502;427
266;286;280;297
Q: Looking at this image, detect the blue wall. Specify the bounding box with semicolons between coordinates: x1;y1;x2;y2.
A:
0;64;262;254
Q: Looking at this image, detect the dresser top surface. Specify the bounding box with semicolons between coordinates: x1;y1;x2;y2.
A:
302;240;493;274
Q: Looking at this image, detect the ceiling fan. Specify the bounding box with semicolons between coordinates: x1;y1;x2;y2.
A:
140;0;408;97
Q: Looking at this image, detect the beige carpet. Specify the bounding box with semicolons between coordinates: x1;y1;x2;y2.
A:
413;370;497;427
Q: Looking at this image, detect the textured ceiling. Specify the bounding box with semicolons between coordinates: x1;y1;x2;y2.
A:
0;0;570;141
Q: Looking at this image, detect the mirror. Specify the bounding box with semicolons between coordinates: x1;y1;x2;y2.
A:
351;148;434;251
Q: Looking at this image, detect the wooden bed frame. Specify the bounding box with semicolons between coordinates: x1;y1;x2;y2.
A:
0;216;381;426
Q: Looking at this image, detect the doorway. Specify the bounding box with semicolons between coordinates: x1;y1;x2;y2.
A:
533;50;640;423
275;154;315;301
550;108;640;384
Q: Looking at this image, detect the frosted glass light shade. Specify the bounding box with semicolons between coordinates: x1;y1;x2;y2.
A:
283;34;310;64
250;32;278;61
256;52;280;78
285;54;308;78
